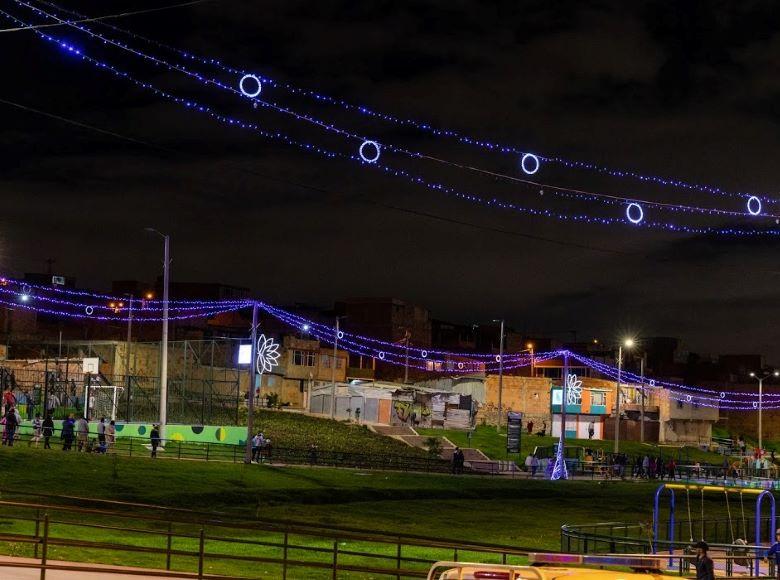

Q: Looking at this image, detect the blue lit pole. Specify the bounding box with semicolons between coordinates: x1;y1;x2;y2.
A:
245;302;258;464
551;350;569;480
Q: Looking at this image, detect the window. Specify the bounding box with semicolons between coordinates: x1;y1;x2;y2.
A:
591;392;606;406
321;354;344;369
292;350;316;367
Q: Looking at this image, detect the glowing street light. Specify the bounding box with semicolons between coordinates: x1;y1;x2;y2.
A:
614;337;636;454
749;369;779;452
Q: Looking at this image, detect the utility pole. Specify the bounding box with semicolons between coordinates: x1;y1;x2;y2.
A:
614;338;634;454
245;302;258;463
403;329;411;384
330;317;340;419
639;354;646;443
124;295;133;422
145;228;170;440
494;319;505;432
749;370;778;452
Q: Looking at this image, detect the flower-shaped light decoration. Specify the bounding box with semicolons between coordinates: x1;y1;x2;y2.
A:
256;334;281;375
565;373;582;406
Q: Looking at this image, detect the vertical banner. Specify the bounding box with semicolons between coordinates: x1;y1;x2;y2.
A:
506;411;523;453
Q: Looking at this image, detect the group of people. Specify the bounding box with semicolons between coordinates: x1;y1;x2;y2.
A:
250;431;273;463
56;415;117;453
525;420;547;437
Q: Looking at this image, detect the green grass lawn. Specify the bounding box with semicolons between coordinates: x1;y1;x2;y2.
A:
0;443;751;578
417;425;726;464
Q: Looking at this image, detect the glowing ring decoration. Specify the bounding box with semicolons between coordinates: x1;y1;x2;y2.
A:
626;202;644;224
521;153;540;175
649;380;656;387
378;351;385;360
421;350;428;358
753;402;758;409
21;284;31;294
359;140;381;163
458;362;465;370
719;392;725;398
747;196;762;216
337;330;344;339
686;395;692;402
239;74;262;98
495;355;502;363
85;306;94;315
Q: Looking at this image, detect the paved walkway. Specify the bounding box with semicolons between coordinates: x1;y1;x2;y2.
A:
0;556;196;579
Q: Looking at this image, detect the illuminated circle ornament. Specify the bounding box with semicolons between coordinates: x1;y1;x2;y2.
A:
337;330;344;339
720;392;725;399
753;402;758;409
239;74;262;98
21;284;32;295
626;202;644;224
747;196;762;216
458;362;465;370
649;380;656;387
421;350;428;358
520;153;540;175
686;395;692;402
359;140;381;163
495;355;502;363
378;351;386;360
85;306;94;315
255;334;281;374
566;374;583;406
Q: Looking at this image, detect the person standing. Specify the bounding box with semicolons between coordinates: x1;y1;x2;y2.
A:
30;413;42;447
692;541;715;580
150;424;160;458
527;420;534;435
3;406;18;446
97;417;107;448
588;421;595;440
530;454;539;477
61;414;75;451
76;415;89;452
106;420;116;450
763;529;780;578
42;414;54;449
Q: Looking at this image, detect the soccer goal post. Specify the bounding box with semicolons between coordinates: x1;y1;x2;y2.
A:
84;385;124;421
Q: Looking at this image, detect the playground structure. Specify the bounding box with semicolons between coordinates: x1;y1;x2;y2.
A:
653;483;776;575
561;483;779;576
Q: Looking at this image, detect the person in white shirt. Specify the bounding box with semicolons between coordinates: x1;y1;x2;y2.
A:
30;413;42;447
97;417;107;448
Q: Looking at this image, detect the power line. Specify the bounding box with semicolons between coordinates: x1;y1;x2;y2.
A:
0;0;215;33
0;95;630;255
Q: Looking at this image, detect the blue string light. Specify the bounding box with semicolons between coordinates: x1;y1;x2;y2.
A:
29;0;778;205
5;7;780;235
13;0;780;225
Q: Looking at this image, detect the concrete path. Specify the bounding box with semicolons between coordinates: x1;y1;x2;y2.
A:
0;556;197;579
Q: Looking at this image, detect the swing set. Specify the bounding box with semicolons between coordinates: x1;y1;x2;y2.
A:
653;483;776;576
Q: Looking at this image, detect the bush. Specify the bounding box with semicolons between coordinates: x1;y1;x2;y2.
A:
425;437;443;458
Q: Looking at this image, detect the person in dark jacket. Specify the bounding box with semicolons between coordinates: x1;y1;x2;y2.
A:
150;424;160;458
3;406;18;446
42;414;54;449
764;529;780;578
61;414;75;451
693;541;715;580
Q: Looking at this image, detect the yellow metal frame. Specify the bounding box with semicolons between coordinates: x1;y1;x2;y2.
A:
663;483;765;495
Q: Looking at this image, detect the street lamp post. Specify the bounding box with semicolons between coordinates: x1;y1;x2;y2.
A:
527;342;535;377
145;228;170;440
330;316;346;419
749;369;779;452
614;338;634;454
493;319;505;432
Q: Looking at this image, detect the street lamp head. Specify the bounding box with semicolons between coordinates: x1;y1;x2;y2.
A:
623;338;635;348
774;371;780;377
302;324;310;332
750;372;756;377
526;342;534;350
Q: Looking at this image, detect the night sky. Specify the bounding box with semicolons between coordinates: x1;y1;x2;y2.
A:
3;1;780;359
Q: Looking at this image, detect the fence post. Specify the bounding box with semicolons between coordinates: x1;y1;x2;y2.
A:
454;548;458;562
198;528;205;579
396;541;402;580
282;531;289;580
39;513;49;580
33;508;40;559
166;521;173;570
332;540;339;580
